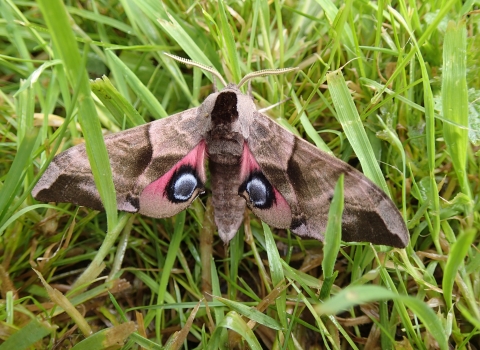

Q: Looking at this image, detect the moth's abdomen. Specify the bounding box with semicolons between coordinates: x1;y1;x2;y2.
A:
209;161;246;243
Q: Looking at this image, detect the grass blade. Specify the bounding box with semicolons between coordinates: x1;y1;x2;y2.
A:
216;311;263;350
442;229;476;312
36;0;118;230
70;322;136;350
0;319;56;350
315;285;447;350
91;76;146;128
442;21;471;198
320;174;344;299
155;211;186;341
106;50;168;120
217;0;241;83
327;70;390;194
0;128;37;228
213;295;282;330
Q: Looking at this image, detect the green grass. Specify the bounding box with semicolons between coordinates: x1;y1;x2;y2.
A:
0;0;479;349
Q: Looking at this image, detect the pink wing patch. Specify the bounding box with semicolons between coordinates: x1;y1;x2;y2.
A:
139;141;206;218
239;143;292;228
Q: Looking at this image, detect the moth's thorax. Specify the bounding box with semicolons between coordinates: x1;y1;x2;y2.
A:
206;135;243;164
201;86;255;165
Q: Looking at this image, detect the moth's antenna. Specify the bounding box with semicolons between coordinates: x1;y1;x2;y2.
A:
163;52;228;87
238;67;299;89
258;98;292;113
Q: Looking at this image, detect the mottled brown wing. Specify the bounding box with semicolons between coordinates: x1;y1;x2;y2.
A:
33;107;208;218
247;112;409;248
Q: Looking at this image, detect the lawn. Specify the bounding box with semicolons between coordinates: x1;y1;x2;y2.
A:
0;0;478;349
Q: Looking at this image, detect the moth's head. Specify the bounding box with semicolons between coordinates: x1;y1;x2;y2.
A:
163;52;298;134
198;86;255;138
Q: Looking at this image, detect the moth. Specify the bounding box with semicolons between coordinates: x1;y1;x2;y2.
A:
33;54;409;248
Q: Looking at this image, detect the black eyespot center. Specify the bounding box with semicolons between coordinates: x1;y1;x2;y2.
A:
239;171;275;209
166;165;202;203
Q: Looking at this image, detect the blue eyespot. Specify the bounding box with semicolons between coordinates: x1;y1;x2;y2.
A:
245;177;267;206
239;171;274;209
166;165;203;203
173;173;197;201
